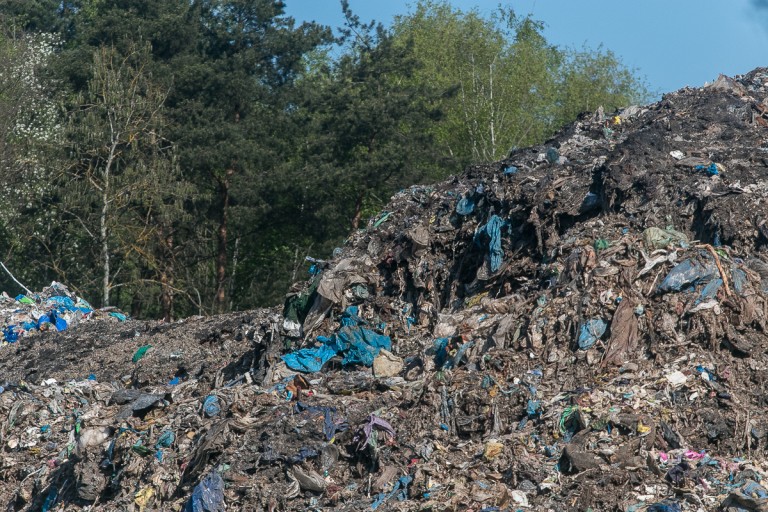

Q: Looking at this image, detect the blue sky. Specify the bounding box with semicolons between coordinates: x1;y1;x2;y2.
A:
284;0;768;98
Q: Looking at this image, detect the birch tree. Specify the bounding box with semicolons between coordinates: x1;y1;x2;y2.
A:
64;44;169;307
392;1;648;165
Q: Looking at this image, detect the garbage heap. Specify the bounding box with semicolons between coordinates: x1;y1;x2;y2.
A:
0;281;125;346
3;69;768;511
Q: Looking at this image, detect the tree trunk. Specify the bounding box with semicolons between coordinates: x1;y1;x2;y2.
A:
351;191;365;231
160;230;174;322
101;185;110;307
214;171;233;313
101;138;118;307
131;291;143;318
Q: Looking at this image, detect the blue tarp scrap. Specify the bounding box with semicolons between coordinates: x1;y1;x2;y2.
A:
281;343;337;373
340;306;367;327
185;470;225;512
288;446;319;464
474;215;505;272
45;295;75;309
742;479;768;499
339;325;392;366
282;306;392;373
109;311;128;321
46;295;93;315
578;319;607;350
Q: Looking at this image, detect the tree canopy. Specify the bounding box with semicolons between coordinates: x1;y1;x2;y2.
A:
391;1;649;165
0;0;649;317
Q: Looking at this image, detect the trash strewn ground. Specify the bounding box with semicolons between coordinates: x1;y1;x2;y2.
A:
4;69;768;511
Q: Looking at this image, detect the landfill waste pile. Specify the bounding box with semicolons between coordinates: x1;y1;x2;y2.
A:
0;281;125;346
5;69;768;511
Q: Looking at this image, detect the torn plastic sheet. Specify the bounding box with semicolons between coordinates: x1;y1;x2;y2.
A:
294;402;349;441
474;215;505;272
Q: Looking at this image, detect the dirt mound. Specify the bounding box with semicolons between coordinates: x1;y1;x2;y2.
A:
4;69;768;511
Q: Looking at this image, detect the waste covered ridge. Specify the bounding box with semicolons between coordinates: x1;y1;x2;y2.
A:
3;69;768;511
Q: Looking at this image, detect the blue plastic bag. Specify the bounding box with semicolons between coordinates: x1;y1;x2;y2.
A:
186;471;225;512
695;278;722;304
527;399;541;418
203;395;220;417
371;475;412;510
732;268;747;295
3;325;18;343
433;337;472;369
545;147;559;163
647;501;682;512
694;163;719;176
578;319;607;350
456;196;475;216
41;486;58;512
657;254;716;293
155;430;175;448
580;192;600;213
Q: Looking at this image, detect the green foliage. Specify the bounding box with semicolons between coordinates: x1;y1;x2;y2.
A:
557;45;649;124
297;2;445;229
392;1;649;164
0;0;652;316
55;43;190;312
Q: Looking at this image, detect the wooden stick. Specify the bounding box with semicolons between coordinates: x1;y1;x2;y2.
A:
697;244;731;297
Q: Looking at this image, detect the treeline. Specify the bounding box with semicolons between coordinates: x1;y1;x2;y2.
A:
0;0;648;319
